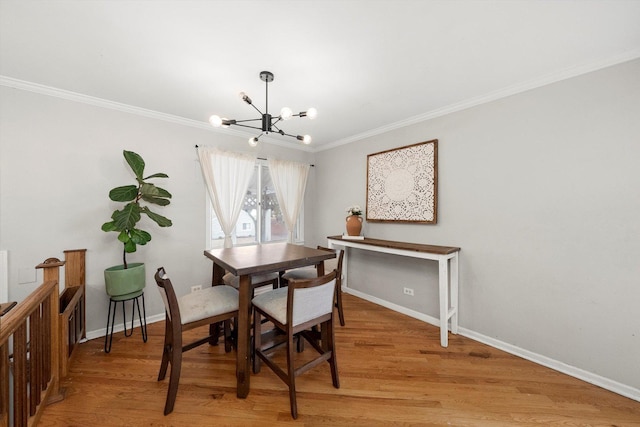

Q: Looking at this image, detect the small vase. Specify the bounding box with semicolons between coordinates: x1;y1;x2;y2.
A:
345;215;363;236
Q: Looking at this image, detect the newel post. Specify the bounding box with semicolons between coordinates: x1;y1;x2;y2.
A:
35;257;65;403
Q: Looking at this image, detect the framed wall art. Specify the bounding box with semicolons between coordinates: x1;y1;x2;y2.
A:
366;139;438;223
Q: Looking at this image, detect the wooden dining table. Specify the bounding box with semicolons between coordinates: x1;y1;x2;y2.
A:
203;243;336;398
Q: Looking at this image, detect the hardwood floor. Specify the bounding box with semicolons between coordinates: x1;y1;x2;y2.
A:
39;294;640;426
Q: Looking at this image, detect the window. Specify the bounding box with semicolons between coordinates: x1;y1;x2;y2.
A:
206;159;303;248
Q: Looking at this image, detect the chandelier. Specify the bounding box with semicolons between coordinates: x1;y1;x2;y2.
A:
209;71;317;146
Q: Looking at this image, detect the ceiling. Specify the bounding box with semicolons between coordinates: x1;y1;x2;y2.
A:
1;0;639;151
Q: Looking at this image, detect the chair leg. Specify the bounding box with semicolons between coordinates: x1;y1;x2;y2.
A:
336;288;345;327
296;334;304;353
209;322;221;345
104;299;116;353
223;319;232;353
164;336;183;415
326;319;340;388
158;316;171;381
286;332;298;419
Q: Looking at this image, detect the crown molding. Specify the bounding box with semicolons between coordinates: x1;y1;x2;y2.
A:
0;75;314;152
315;49;640;152
3;48;639;154
0;75;215;129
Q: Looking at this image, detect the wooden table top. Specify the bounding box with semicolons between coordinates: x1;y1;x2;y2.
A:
327;235;460;255
204;243;336;276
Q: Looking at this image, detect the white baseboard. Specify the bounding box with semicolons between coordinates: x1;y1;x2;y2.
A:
343;287;640;402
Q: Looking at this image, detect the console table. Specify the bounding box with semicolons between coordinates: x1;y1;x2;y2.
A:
327;236;460;347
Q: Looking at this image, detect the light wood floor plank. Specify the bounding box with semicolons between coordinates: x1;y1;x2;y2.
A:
38;294;640;426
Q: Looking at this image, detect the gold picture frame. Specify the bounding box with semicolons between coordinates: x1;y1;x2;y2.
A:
366;139;438;223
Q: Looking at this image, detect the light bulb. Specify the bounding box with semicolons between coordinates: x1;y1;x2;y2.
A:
280;107;293;120
306;107;318;120
302;135;312;144
248;137;259;147
209;115;222;127
221;118;230;128
239;91;252;104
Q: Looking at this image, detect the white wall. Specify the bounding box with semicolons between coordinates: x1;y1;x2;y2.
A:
0;86;313;335
311;59;640;395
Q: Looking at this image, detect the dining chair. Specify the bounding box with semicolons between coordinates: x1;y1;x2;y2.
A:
252;270;339;419
281;246;345;326
154;267;239;415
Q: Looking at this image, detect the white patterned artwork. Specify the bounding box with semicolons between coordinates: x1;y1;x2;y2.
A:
366;140;438;223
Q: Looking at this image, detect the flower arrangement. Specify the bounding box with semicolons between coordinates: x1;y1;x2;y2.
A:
345;205;363;216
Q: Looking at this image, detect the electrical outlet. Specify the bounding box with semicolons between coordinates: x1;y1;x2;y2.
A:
403;287;414;296
190;285;202;293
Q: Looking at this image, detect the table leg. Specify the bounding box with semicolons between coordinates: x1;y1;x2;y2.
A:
327;240;348;289
438;258;449;347
212;263;224;287
450;254;459;335
236;274;252;398
317;261;325;277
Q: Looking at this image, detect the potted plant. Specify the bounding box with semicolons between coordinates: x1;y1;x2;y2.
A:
101;150;172;294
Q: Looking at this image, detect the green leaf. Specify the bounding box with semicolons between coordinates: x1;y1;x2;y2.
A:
141;195;171;206
130;229;151;245
124;239;137;253
109;185;138;202
143;208;173;227
123;151;145;180
117;230;130;243
111;203;142;231
154;187;172;199
139;183;170;206
143;172;169;180
101;221;117;232
140;183;160;197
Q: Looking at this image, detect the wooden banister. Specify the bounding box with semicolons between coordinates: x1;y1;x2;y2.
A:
0;279;60;427
0;250;86;426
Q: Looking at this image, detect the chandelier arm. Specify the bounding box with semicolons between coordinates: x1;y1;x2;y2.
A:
229;123;264;131
279;131;299;139
248;103;263;116
234;118;263;124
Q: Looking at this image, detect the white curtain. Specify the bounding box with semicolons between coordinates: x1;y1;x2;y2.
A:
198;147;256;248
268;158;310;243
